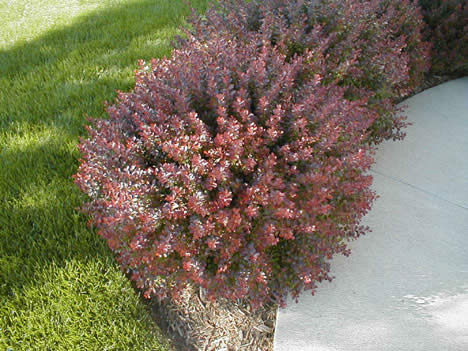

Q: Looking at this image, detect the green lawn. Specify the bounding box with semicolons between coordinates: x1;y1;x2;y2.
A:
0;0;209;349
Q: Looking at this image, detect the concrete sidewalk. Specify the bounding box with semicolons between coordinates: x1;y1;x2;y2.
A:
274;77;468;351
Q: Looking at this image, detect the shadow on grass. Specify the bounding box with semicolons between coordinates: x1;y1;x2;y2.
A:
0;0;206;79
0;119;109;295
0;0;210;282
0;0;210;348
0;0;211;132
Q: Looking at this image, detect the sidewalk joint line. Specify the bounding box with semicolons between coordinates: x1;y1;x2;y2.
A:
370;169;468;211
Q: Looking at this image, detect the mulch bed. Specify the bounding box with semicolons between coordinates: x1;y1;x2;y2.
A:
148;284;277;351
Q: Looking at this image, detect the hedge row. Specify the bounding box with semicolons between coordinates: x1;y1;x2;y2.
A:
75;0;464;308
419;0;468;76
189;0;431;142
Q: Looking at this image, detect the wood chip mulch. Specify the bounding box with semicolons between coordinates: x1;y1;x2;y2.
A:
148;284;277;351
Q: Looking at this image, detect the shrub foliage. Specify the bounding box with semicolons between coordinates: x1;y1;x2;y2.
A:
189;0;431;142
75;0;440;309
419;0;468;76
75;33;377;308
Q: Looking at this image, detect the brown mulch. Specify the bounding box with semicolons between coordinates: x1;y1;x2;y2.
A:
147;284;277;351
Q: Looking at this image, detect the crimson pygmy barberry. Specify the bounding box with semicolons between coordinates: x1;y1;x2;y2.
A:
75;30;377;309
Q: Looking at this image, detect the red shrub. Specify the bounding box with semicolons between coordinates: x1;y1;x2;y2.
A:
189;0;431;142
75;34;377;309
419;0;468;76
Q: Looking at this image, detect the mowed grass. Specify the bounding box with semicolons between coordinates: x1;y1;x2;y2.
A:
0;0;209;349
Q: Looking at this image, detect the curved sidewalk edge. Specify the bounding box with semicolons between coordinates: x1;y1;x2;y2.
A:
273;77;468;351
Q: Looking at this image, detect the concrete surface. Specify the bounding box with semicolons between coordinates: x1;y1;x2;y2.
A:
274;77;468;351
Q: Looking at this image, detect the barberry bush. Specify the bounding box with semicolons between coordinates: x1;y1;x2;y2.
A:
189;0;431;142
75;33;377;309
419;0;468;76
